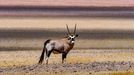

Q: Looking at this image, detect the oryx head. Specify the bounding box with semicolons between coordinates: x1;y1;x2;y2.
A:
66;24;79;44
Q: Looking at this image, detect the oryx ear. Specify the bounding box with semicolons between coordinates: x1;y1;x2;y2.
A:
75;34;79;37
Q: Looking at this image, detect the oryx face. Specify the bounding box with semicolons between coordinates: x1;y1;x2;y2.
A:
67;34;78;44
66;24;79;44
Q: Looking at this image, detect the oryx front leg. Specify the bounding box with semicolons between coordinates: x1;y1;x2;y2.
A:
62;52;67;64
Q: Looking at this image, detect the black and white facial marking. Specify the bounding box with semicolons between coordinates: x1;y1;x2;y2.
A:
68;34;78;44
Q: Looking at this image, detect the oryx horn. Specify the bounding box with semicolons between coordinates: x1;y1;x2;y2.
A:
66;24;71;35
73;24;77;34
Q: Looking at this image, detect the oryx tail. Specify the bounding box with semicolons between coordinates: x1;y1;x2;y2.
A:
38;39;51;64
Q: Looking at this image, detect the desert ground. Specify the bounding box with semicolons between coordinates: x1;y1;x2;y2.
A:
0;50;134;75
0;17;134;75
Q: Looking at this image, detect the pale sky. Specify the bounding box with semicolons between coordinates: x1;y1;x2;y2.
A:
0;0;133;7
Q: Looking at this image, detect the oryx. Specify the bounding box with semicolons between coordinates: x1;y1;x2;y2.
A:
38;24;78;64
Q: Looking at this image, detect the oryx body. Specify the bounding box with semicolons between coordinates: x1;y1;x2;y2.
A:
38;24;78;64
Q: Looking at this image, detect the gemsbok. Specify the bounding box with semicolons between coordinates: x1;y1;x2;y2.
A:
38;24;78;64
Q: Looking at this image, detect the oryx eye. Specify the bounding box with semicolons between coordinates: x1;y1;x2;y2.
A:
68;37;71;40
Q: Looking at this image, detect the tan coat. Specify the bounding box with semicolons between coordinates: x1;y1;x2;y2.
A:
48;38;74;54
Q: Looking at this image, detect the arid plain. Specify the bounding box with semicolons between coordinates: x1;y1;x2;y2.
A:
0;17;134;75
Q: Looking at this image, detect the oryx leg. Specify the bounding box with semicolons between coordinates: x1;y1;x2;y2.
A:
45;50;52;64
62;52;68;64
45;45;53;65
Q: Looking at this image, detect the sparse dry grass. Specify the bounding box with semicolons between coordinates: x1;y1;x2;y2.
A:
97;71;134;75
0;51;38;67
0;50;134;67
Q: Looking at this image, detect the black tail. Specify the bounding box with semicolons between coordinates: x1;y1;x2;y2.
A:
38;39;51;64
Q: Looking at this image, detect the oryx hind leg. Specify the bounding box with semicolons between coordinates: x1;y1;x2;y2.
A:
45;44;53;64
45;50;53;64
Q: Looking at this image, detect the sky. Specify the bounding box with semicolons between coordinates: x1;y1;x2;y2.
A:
0;0;134;7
